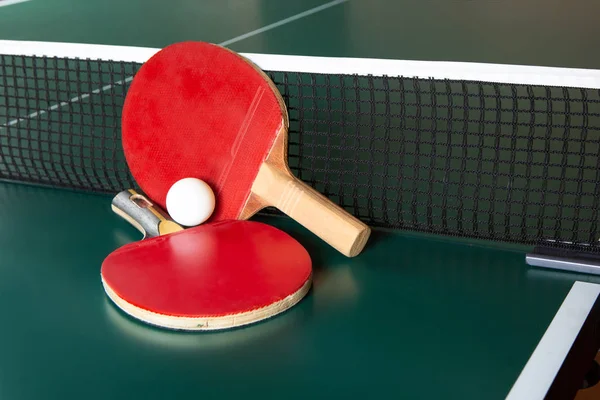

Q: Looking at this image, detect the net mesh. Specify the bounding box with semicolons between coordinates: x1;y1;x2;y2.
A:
1;52;600;250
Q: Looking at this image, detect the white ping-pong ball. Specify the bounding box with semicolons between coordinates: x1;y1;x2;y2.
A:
166;178;215;227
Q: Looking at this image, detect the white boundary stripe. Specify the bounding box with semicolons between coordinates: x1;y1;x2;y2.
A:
219;0;348;47
0;0;31;8
506;281;600;400
2;40;600;89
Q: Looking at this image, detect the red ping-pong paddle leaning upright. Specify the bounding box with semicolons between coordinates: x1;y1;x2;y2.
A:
121;41;371;257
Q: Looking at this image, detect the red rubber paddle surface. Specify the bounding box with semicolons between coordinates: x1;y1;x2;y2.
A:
101;221;311;318
121;41;285;221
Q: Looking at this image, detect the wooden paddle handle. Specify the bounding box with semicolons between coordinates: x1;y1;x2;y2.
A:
252;163;371;257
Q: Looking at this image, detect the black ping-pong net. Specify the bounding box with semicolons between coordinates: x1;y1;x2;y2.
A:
1;40;600;271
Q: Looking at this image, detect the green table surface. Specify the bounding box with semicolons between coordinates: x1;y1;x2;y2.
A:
1;0;600;398
0;181;597;399
1;0;600;69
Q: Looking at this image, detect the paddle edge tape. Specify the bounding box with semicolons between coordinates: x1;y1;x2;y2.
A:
101;273;313;331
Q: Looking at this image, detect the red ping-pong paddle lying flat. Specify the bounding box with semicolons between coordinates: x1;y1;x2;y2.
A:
102;189;312;331
121;41;370;258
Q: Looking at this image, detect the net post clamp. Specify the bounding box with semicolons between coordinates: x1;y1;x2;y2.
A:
526;243;600;276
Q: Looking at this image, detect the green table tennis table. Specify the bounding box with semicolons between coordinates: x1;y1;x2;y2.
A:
1;1;600;399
